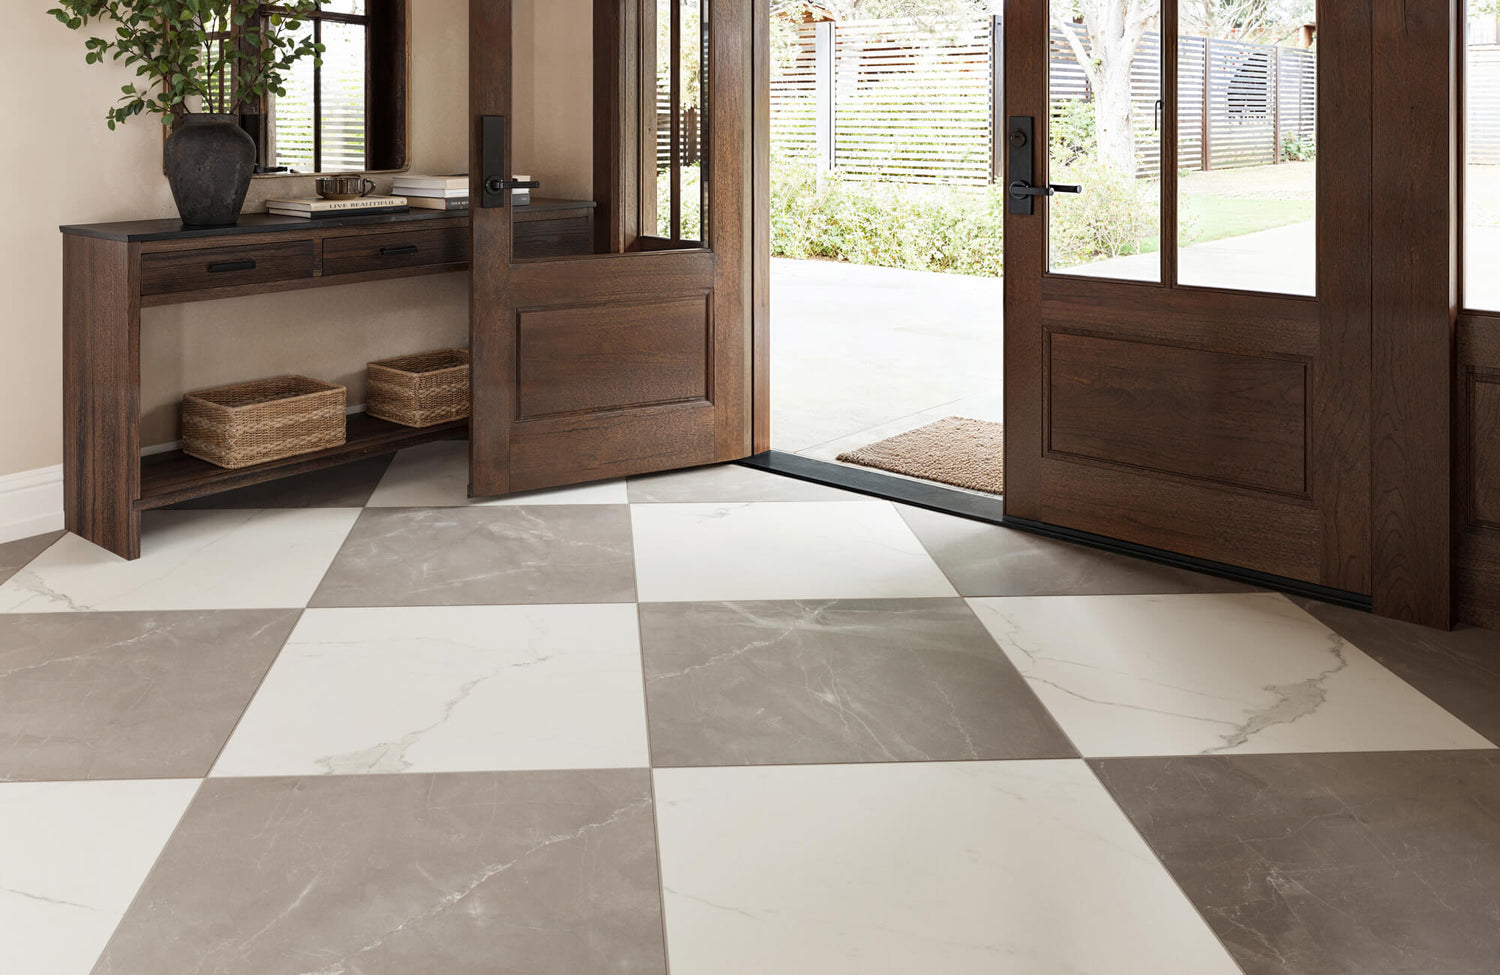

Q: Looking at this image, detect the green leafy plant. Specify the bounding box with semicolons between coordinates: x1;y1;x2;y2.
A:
1280;131;1316;162
1048;155;1160;264
47;0;324;129
770;153;1005;276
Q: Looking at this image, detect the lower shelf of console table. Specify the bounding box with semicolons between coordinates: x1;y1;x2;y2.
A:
137;414;467;511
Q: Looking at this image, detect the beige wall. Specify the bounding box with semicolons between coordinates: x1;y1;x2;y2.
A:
0;0;595;475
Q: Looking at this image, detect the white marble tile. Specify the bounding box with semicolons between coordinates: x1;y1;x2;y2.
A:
211;604;650;776
0;509;360;613
630;502;958;602
0;779;198;975
653;761;1240;975
969;593;1495;757
367;441;629;507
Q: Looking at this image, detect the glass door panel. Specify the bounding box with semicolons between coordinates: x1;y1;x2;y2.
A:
1047;0;1164;283
1174;1;1316;296
1466;2;1500;311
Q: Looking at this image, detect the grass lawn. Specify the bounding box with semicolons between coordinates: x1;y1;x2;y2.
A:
1181;195;1315;245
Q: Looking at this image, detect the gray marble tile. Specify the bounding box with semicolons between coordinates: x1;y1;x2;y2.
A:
167;454;395;509
641;599;1074;766
897;504;1260;596
0;610;298;781
626;463;855;503
1293;598;1500;746
0;531;63;587
1094;751;1500;975
311;506;637;607
93;769;667;975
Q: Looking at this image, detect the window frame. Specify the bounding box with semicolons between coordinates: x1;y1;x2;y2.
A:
253;0;412;178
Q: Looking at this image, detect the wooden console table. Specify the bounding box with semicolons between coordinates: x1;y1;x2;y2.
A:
60;200;595;560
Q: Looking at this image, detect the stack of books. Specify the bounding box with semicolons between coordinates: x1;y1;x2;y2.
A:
393;174;470;211
266;196;409;219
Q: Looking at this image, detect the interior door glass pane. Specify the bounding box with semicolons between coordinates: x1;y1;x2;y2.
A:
1047;0;1163;282
1466;4;1500;311
649;0;710;243
1175;2;1316;296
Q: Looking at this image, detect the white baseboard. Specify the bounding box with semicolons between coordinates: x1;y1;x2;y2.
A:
0;465;64;545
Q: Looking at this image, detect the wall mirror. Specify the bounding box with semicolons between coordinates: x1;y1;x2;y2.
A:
176;0;411;177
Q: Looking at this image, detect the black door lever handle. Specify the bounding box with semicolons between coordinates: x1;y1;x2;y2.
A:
1008;181;1082;200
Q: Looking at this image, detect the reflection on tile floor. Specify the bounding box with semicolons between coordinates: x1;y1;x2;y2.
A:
1;453;1497;974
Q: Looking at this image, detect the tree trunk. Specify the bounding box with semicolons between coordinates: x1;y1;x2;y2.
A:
1093;51;1138;174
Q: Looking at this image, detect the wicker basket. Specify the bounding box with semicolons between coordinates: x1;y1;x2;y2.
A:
366;348;471;428
182;376;347;470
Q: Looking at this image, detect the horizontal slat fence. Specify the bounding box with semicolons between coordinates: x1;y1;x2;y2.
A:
771;15;1327;185
1469;46;1500;165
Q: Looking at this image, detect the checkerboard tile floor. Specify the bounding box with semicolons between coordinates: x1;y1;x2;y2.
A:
2;446;1499;974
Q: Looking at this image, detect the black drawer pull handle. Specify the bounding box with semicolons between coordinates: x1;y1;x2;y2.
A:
208;260;257;273
380;245;420;257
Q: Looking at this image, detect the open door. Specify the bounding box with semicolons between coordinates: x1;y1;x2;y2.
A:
1004;2;1372;593
469;0;752;496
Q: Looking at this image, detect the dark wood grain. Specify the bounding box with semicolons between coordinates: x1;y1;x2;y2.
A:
322;226;468;276
517;294;711;419
139;240;315;296
1047;332;1309;497
1456;315;1500;628
1006;1;1373;600
63;234;141;560
510;401;720;490
1370;0;1457;626
513;215;594;258
137;415;465;509
1470;372;1500;528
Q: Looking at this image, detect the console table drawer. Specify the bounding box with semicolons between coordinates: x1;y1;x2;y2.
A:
322;227;469;277
140;240;316;296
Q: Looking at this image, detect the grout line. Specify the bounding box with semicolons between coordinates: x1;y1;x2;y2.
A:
200;608;307;779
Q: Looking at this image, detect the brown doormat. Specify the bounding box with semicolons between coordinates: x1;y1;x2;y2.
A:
837;417;1004;494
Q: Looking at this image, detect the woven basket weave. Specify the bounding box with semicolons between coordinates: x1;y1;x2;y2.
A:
366;348;471;428
182;375;347;470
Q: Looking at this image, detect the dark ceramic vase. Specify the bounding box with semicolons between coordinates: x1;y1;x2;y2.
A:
164;114;256;227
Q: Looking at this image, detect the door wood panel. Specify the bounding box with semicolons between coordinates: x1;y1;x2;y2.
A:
1046;332;1308;497
1470;373;1500;529
516;294;712;419
468;0;752;497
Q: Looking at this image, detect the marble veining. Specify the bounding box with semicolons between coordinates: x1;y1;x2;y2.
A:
0;610;299;781
93;771;668;975
968;593;1493;757
631;501;957;602
0;779;198;975
311;506;638;607
653;760;1242;974
0;509;361;613
641;599;1073;766
212;605;650;777
0;531;63;587
1095;751;1500;975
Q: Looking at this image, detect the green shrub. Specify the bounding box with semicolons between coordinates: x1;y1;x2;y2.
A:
1047;156;1161;266
1280;132;1316;162
770;155;1005;276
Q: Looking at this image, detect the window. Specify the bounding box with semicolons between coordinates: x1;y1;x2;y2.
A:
645;0;710;243
257;1;409;175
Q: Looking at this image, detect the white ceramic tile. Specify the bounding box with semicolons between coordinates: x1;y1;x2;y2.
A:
969;593;1495;757
630;501;957;602
0;779;198;975
367;441;629;507
653;761;1240;975
212;604;650;776
0;509;360;613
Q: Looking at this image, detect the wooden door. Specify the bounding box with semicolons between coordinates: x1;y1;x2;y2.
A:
1003;2;1372;593
469;0;752;496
